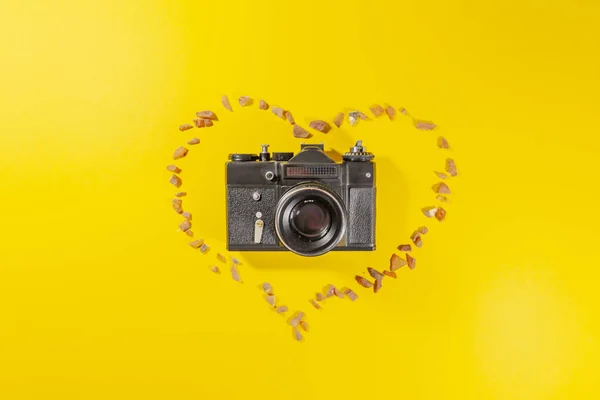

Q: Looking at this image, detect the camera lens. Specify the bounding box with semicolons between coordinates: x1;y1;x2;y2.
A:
275;182;346;257
289;200;331;240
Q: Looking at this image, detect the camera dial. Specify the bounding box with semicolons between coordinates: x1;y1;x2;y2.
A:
230;153;259;162
272;152;294;161
342;140;374;162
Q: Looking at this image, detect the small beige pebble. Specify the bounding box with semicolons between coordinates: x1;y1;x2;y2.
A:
390;254;406;271
167;165;181;174
276;305;288;313
187;138;200;145
179;124;193;131
173;146;189;160
299;320;309;332
309;299;321;309
289;312;304;327
412;235;423;248
413;119;436;130
422;206;438;218
367;267;384;281
196;111;218;120
432;182;451;194
284;110;295;125
349;112;359;126
411;231;423;247
262;282;274;295
435;207;447;222
333;113;344;128
438;136;450;149
175;192;187;197
272;107;285;118
238;96;252;107
231;265;242;282
373;278;382;293
324;285;336;298
385;106;396;120
446;158;458;176
172;199;183;214
355;276;374;288
259;99;269;110
222;96;233;112
369;104;385;117
345;289;358;301
309;120;331;133
179;220;191;232
406;254;416;270
292;125;311;138
210;266;220;274
170;174;182;188
383;270;397;279
189;240;204;249
182;212;192;220
293;327;303;341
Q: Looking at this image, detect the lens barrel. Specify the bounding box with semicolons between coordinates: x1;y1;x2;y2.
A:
275;183;346;256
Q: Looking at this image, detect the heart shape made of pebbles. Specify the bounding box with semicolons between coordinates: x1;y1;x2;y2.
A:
166;95;459;342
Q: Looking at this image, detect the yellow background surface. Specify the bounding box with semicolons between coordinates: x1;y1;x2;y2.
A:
1;0;599;399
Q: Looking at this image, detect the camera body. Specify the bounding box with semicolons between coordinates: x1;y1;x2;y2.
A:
225;141;376;257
